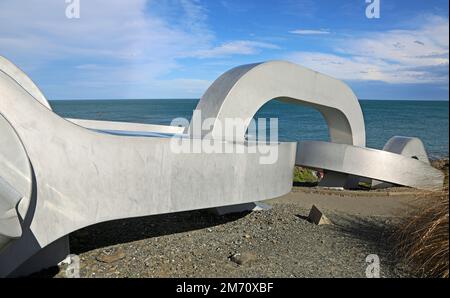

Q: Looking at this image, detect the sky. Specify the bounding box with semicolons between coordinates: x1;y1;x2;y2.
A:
0;0;448;100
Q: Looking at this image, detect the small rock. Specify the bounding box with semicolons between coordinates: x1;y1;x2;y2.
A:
243;234;251;239
307;205;332;225
96;248;126;263
230;252;257;265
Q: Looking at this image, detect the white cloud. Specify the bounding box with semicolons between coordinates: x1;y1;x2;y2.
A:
286;52;424;83
0;0;276;98
0;0;211;78
192;40;280;58
289;29;330;35
287;15;449;84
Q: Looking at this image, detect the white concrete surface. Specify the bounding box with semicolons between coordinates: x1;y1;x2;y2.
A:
190;61;366;146
0;62;296;276
67;118;185;135
296;140;444;190
0;57;443;277
189;60;366;188
372;136;431;189
0;56;51;109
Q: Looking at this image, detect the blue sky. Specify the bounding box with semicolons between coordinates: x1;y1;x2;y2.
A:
0;0;448;100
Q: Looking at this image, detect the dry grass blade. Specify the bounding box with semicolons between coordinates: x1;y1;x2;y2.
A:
393;187;449;278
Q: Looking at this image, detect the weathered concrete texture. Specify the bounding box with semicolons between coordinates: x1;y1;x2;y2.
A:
0;58;296;276
0;55;184;136
0;56;443;277
296;140;444;190
372;136;431;189
67;118;185;135
190;60;366;189
0;114;33;252
210;202;272;216
0;56;51;109
190;60;366;146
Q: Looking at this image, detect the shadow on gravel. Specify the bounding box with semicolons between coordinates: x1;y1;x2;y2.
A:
30;209;249;277
331;215;397;256
293;181;318;187
69;209;250;255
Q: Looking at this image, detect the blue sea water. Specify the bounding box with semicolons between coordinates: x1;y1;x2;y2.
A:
50;99;449;159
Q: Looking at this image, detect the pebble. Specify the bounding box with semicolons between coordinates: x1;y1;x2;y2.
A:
95;248;126;264
47;201;414;278
230;252;257;265
308;205;333;225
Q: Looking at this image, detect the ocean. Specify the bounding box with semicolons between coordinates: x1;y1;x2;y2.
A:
50;99;449;159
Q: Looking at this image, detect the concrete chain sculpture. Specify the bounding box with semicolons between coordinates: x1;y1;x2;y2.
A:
0;57;444;276
370;136;431;189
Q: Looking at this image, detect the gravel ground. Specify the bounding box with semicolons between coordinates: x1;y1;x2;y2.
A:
39;198;413;278
27;159;446;278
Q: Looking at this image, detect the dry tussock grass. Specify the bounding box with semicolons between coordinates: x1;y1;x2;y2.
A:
394;188;449;278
